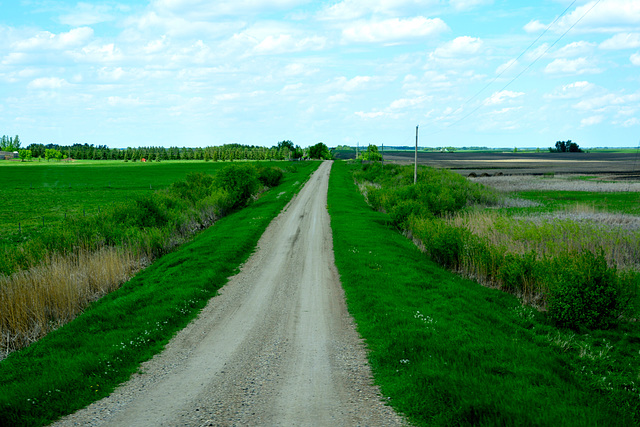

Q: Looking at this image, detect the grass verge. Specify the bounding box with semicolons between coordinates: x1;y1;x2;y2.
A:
327;160;639;426
0;161;320;427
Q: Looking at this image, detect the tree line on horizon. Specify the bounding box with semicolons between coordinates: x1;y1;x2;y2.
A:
4;139;334;162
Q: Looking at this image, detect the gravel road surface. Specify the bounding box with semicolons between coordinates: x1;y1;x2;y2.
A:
54;161;405;427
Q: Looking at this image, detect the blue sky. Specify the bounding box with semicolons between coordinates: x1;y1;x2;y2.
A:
1;0;639;149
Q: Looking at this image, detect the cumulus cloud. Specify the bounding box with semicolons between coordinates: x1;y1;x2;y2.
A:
484;90;524;106
433;36;483;57
12;27;94;51
318;0;439;21
450;0;493;11
525;0;640;34
389;95;431;109
600;32;640;49
545;81;597;99
631;52;640;65
581;115;604;126
573;92;640;110
59;3;120;26
27;77;69;89
153;0;307;18
544;57;602;74
342;16;448;43
254;34;327;54
555;41;596;57
355;110;386;118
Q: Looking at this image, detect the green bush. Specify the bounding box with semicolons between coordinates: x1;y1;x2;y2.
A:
548;251;623;329
257;166;284;187
214;164;260;209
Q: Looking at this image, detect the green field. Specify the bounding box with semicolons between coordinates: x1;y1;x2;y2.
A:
0;160;279;247
512;190;640;215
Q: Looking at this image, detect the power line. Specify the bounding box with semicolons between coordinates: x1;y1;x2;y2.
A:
425;0;601;136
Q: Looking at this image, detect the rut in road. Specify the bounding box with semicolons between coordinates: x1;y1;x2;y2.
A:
55;160;404;427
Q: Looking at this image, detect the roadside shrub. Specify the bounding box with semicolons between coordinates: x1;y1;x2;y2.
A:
170;172;215;203
257;166;284;187
547;251;623;329
214;164;260;209
389;199;431;227
496;251;538;295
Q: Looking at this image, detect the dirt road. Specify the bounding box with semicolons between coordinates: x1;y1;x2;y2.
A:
55;161;404;426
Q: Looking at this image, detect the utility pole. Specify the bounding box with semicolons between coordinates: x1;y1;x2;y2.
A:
356;142;359;160
381;143;384;166
414;125;419;184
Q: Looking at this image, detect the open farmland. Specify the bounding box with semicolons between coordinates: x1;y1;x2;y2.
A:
0;161;273;248
381;151;640;178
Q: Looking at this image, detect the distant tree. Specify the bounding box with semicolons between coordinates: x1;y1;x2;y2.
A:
277;140;295;151
552;140;582;153
361;144;382;161
1;135;21;151
309;142;332;160
18;149;32;162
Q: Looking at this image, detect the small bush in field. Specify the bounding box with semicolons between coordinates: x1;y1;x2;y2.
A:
548;251;622;329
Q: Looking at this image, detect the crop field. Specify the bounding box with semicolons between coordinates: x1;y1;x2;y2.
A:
0;160;279;248
381;151;640;178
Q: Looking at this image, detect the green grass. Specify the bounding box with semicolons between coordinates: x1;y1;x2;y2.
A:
513;190;640;215
328;160;639;426
0;160;284;248
0;161;320;427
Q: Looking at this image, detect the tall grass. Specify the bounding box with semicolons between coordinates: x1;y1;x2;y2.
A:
0;247;143;358
353;161;639;329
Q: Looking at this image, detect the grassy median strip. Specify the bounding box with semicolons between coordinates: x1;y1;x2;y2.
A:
327;160;638;426
0;161;320;427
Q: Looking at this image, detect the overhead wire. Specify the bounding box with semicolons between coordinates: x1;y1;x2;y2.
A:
422;0;602;137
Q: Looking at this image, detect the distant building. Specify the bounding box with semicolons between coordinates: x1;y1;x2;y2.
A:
0;151;17;160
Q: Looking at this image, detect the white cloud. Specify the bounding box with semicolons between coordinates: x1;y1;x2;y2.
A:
355;110;386;118
622;117;639;126
27;77;69;89
484;90;524;106
433;36;483;57
574;93;640;110
153;0;307;18
600;32;640;49
495;59;518;75
545;81;597;99
544;57;602;74
526;0;640;34
581;115;604;126
342;16;448;43
389;95;431;109
555;41;596;57
59;3;118;26
254;34;327;54
12;27;94;51
450;0;493;11
107;96;144;107
71;43;124;63
631;52;640;65
318;0;438;21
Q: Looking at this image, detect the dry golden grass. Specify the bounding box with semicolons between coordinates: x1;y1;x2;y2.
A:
0;247;146;359
470;174;640;193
